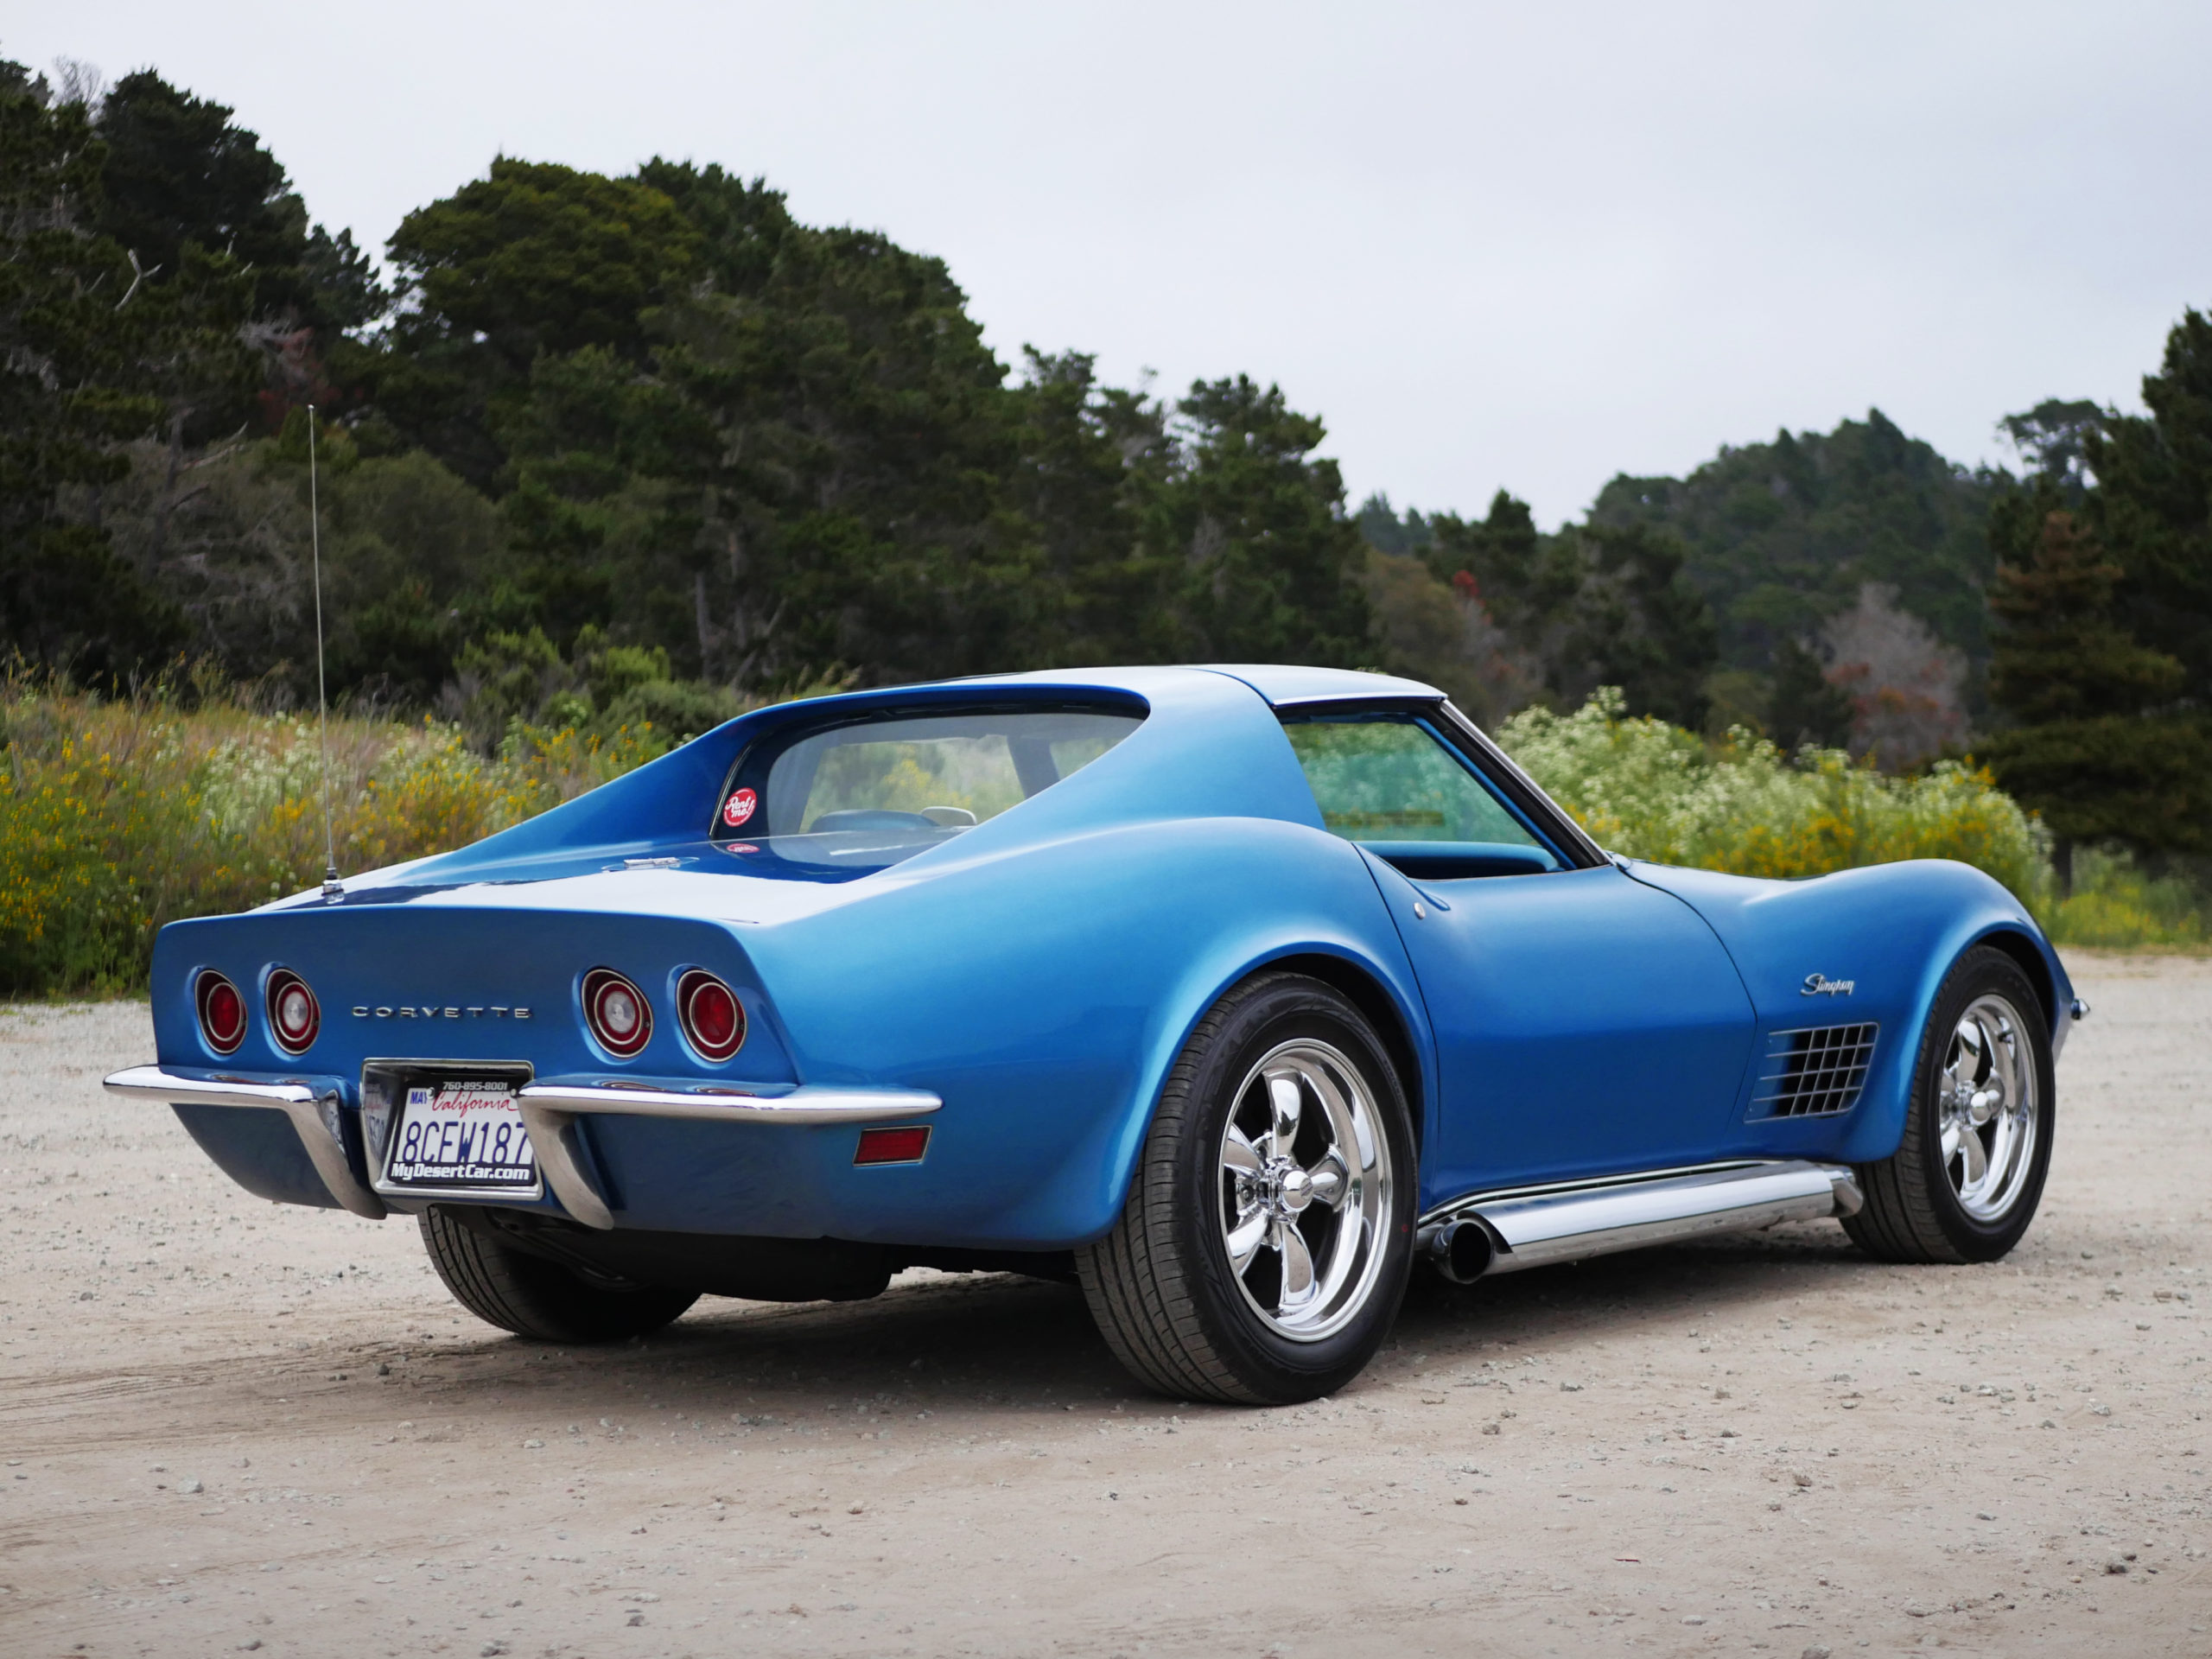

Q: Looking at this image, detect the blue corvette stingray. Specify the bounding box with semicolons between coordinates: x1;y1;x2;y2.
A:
109;666;2079;1403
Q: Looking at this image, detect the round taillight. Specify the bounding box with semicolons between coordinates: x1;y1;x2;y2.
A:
582;968;652;1058
266;969;320;1054
196;970;246;1055
677;969;746;1063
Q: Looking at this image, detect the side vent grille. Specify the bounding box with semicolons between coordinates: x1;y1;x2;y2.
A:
1752;1023;1878;1118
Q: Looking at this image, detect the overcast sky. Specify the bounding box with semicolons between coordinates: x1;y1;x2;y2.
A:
12;3;2210;524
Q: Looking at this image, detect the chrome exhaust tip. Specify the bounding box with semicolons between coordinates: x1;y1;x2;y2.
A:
1424;1217;1496;1284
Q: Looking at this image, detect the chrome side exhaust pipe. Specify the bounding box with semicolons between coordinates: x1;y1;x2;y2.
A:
1417;1159;1861;1282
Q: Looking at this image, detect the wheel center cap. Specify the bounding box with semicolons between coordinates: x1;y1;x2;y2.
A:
1278;1165;1314;1213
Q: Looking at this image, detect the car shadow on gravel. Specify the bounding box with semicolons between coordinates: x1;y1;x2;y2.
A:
32;1224;1898;1442
302;1221;1897;1424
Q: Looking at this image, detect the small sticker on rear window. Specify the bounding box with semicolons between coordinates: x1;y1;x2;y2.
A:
721;787;758;828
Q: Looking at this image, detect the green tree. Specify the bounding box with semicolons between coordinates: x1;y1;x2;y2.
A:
1589;410;2000;702
2086;308;2212;705
374;159;702;489
1981;316;2212;884
93;70;380;338
1764;634;1853;749
1143;376;1372;665
1550;523;1719;729
1986;505;2183;723
1009;349;1171;664
0;65;264;682
1416;494;1716;726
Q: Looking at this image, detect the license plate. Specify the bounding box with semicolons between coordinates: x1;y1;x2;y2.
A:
383;1078;539;1194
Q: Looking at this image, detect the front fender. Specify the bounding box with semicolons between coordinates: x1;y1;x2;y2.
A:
1626;859;2074;1166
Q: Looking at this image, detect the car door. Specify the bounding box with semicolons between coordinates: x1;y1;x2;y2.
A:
1280;709;1756;1202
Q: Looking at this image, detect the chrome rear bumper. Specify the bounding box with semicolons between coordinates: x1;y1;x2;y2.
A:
514;1081;941;1230
104;1065;387;1220
106;1065;939;1232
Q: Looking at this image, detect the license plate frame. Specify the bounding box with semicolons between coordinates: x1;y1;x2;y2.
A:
364;1059;540;1202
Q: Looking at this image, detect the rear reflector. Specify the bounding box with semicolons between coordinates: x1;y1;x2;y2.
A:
854;1126;931;1166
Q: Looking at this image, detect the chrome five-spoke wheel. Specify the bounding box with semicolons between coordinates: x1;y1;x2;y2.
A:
1218;1040;1392;1342
1077;972;1416;1403
1938;993;2037;1223
1845;945;2056;1265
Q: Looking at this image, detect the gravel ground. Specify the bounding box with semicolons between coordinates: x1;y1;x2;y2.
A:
1;953;2208;1657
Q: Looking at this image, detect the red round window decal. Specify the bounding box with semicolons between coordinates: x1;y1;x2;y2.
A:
721;787;757;829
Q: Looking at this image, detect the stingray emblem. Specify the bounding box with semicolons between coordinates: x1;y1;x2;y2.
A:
1802;973;1855;997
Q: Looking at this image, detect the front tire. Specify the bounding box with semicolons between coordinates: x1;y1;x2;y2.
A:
1077;973;1416;1404
1845;946;2055;1264
419;1207;699;1342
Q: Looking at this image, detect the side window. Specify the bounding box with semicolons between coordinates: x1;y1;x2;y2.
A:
1282;715;1560;876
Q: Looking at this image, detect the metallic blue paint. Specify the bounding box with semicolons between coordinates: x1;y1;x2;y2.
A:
1623;859;2073;1165
137;665;2072;1249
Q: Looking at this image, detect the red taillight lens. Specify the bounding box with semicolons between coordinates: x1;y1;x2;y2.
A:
266;969;320;1054
582;968;652;1058
677;969;745;1062
855;1126;931;1166
196;970;245;1055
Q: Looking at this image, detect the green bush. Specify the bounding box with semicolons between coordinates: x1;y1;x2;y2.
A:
0;678;669;995
1497;689;2052;901
2042;847;2207;950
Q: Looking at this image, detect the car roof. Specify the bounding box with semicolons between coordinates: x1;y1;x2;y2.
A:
1192;664;1442;706
938;664;1444;707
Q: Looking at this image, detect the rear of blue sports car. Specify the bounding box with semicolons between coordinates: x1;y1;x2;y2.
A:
109;683;1240;1325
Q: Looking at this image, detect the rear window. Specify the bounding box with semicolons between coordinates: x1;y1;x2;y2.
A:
712;707;1142;876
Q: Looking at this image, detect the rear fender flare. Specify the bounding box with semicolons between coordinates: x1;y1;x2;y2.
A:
1084;935;1434;1243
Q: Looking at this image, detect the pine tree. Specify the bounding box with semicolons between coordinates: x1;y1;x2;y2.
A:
1767;635;1853;749
1986;506;2183;721
1980;494;2205;886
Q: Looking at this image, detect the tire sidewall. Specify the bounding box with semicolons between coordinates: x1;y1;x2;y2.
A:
1908;949;2056;1262
1168;976;1417;1400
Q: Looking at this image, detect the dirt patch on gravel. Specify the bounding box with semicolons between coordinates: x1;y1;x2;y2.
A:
2;955;2209;1656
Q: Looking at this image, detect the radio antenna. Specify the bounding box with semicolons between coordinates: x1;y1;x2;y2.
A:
308;404;341;904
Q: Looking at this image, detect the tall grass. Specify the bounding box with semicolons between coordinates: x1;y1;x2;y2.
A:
0;677;666;994
2039;846;2207;950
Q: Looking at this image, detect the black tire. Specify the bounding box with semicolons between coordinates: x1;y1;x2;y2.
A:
419;1207;699;1343
1845;946;2055;1265
1076;972;1417;1405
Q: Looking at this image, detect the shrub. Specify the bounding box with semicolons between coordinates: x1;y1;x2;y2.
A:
2043;847;2207;950
1497;688;2053;903
0;677;677;994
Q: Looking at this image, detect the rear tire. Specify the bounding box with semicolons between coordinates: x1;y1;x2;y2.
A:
419;1207;699;1342
1845;946;2054;1265
1077;973;1416;1405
